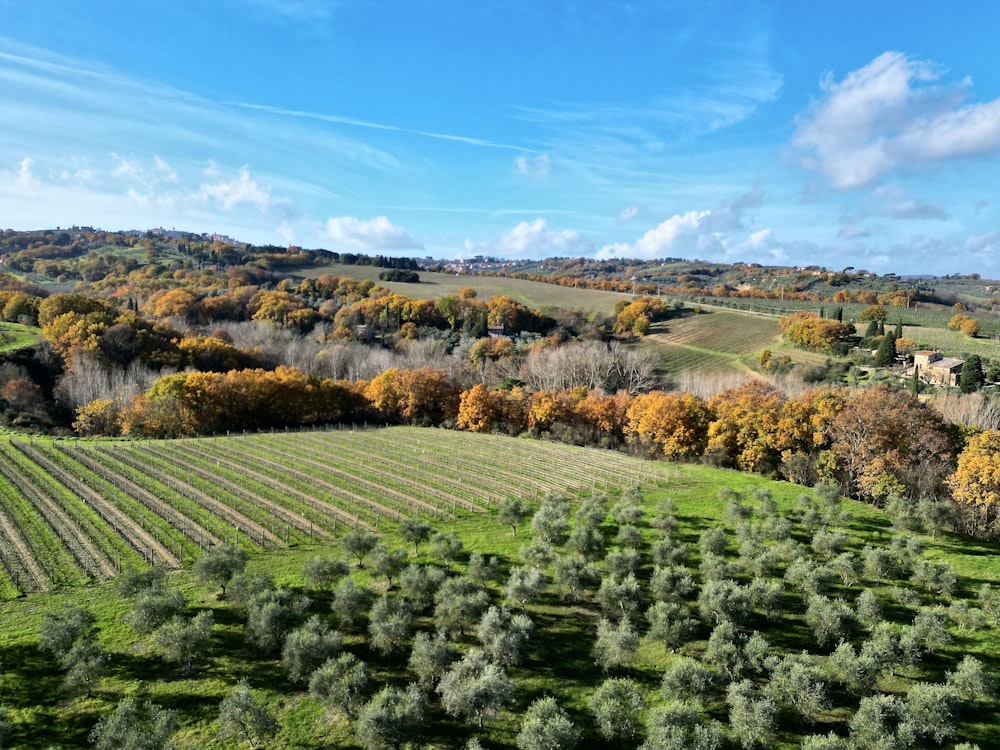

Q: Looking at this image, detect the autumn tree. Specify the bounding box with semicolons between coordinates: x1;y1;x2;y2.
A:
625;391;711;459
949;313;981;337
948;430;1000;536
780;312;852;353
457;384;502;432
829;386;952;503
706;381;786;472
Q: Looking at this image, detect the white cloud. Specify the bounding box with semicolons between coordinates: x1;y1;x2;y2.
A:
794;51;1000;189
15;157;38;190
464;218;593;258
197;165;275;212
617;205;640;224
599;185;763;259
325;216;422;251
514;153;551;178
598;210;716;259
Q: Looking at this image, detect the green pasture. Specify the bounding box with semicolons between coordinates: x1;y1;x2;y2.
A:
0;429;997;748
0;322;41;352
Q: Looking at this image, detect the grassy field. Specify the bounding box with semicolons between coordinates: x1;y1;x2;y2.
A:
0;428;997;748
0;322;41;352
642;309;844;378
296;263;629;316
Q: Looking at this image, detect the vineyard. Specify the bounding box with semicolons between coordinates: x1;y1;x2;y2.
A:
0;427;668;599
644;310;786;375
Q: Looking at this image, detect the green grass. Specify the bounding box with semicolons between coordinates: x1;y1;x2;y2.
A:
0;433;998;748
296;263;629;316
0;322;41;352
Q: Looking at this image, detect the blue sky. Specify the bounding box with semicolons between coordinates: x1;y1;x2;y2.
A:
2;1;1000;276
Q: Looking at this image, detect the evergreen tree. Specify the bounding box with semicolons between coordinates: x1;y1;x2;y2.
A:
960;354;985;393
875;332;896;367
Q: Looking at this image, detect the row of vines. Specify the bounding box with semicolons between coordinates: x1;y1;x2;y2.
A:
0;427;670;598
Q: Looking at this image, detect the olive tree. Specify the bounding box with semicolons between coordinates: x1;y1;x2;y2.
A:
246;589;309;653
355;685;425;750
661;656;716;702
368;596;414;656
433;577;489;638
195;544;247;597
399;563;445;611
592;616;639;673
217;679;279;750
437;649;513;729
342;529;379;569
125;589;186;635
309;652;370;717
331;579;373;631
727;679;776;750
589;678;645;742
516;696;579;750
369;545;409;590
408;631;456;690
646;601;698;650
502;567;545;609
497;496;532;537
477;606;533;667
90;696;177;750
765;653;829;723
281;615;343;683
398;517;432;554
302;556;349;591
154;611;214;675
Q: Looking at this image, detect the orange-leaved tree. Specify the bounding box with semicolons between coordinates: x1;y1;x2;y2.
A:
625;391;711;459
706;381;786;472
457;384;502;433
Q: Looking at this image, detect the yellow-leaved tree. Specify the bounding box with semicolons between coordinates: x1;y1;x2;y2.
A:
949;430;1000;537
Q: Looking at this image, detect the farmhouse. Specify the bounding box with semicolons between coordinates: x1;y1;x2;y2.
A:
913;350;964;387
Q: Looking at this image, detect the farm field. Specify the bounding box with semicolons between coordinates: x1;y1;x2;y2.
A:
0;429;996;749
643;309;834;377
0;428;663;599
296;263;629;316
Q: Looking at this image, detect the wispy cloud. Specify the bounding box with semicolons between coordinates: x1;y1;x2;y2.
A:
514;153;551;178
228;0;337;24
793;51;1000;190
232;101;535;153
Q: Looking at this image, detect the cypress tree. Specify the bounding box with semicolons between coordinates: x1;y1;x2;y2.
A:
875;333;896;367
